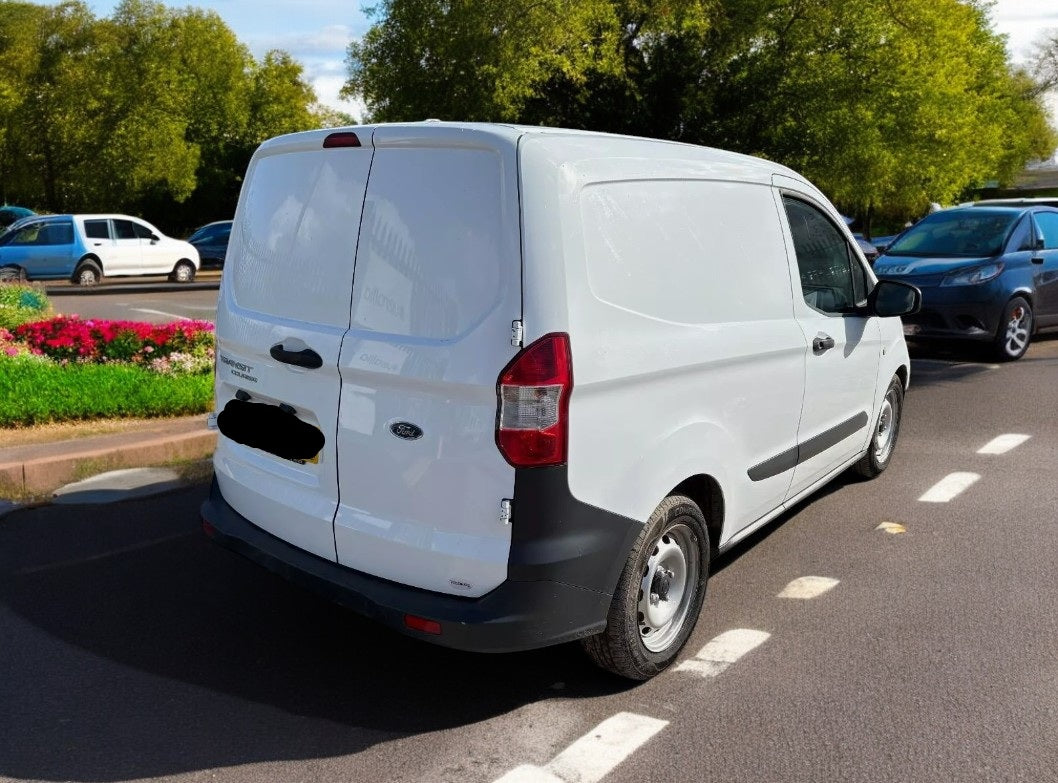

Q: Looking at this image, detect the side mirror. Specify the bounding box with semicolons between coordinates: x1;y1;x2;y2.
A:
869;279;921;318
149;233;160;243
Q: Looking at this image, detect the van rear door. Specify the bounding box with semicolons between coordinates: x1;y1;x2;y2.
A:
333;126;522;598
213;130;373;561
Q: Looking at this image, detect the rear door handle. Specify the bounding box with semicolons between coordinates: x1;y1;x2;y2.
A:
270;344;323;369
812;333;836;353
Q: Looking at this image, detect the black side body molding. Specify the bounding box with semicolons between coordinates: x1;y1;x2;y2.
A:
747;411;869;482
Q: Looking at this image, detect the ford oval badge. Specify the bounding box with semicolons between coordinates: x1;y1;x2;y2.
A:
390;421;423;441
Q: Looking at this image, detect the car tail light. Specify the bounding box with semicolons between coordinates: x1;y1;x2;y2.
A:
496;333;572;467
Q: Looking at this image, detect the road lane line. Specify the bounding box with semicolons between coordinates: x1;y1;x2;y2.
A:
675;628;770;677
876;521;907;534
918;472;980;503
777;576;840;599
493;712;668;783
131;308;191;321
977;434;1030;455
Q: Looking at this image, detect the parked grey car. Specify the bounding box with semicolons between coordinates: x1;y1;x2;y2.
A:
873;205;1058;360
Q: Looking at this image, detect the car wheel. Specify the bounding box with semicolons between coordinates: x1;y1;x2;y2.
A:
170;260;196;283
581;494;709;680
854;375;904;479
73;260;102;287
994;296;1033;361
0;265;26;283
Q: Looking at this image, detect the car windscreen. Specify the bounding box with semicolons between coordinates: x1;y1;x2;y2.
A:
885;211;1019;257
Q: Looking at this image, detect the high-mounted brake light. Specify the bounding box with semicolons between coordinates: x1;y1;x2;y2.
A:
323;132;362;148
496;333;572;468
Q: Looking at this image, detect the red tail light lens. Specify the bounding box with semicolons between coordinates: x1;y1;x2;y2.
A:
323;132;362;148
496;333;572;467
404;614;442;635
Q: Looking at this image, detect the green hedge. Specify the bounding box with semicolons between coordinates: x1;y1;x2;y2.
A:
0;356;213;427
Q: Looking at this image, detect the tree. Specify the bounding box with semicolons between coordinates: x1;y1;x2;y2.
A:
345;0;1057;227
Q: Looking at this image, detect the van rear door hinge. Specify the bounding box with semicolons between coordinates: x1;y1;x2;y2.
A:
510;320;524;347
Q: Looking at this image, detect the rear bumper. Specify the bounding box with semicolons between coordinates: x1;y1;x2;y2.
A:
201;471;641;653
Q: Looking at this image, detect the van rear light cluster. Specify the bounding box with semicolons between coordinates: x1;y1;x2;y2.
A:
496;333;572;467
323;132;361;148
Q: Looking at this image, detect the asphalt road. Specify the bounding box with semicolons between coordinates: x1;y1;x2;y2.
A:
1;337;1056;783
45;278;221;323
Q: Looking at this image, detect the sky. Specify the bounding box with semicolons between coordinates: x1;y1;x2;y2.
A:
38;0;1058;119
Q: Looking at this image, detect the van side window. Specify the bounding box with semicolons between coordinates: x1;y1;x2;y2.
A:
113;220;138;240
782;196;861;315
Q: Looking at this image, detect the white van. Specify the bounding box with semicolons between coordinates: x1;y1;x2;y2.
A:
201;123;920;680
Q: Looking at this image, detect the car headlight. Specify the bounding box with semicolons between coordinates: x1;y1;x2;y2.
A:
940;262;1004;286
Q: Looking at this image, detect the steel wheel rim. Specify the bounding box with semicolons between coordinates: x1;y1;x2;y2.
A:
638;522;698;653
874;394;897;463
176;264;191;281
1004;305;1030;356
78;268;96;285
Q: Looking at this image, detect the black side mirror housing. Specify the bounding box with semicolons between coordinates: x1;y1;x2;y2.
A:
869;279;921;318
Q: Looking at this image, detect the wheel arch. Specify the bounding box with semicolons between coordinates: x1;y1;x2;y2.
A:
669;474;725;558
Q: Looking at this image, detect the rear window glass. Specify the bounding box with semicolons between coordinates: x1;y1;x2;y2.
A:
84;220;110;239
886;211;1019;257
350;148;503;339
1035;212;1058;249
234;148;371;328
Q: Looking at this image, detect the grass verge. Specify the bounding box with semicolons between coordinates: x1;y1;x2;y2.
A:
0;357;213;427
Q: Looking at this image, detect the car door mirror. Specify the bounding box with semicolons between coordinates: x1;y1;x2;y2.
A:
869;280;921;317
1019;236;1045;252
149;233;160;244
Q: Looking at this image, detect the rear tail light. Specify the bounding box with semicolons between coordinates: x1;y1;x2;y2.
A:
496;333;572;467
404;614;442;635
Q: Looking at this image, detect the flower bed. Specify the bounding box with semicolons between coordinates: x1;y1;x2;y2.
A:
14;315;214;372
1;315;215;427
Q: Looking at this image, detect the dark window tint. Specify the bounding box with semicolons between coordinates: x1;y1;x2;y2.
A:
1034;212;1058;250
113;220;138;240
132;222;155;240
84;219;110;239
37;221;74;245
782;196;860;314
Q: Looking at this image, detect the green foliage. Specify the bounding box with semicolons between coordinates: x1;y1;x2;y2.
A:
346;0;1057;224
0;1;322;231
0;354;213;426
0;283;51;330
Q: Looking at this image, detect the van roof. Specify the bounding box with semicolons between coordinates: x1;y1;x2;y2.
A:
259;121;806;187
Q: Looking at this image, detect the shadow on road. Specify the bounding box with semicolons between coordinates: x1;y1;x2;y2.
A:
0;484;628;781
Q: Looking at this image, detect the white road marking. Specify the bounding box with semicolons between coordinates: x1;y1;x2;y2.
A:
918;472;980;503
131;308;191;321
493;712;668;783
675;628;770;677
777;576;840;599
876;521;907;534
977;434;1030;455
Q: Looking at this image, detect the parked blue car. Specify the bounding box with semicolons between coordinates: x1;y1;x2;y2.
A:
873;205;1058;360
187;220;232;269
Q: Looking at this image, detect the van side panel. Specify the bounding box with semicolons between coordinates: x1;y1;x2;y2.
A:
333;130;521;598
521;136;806;543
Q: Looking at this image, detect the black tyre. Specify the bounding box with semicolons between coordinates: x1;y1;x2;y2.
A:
854;375;904;479
993;296;1032;361
581;494;709;680
0;265;25;283
170;260;196;283
73;259;102;286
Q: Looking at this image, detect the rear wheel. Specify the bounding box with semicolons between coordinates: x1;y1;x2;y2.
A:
994;296;1032;361
73;259;102;287
170;260;196;283
581;494;709;680
854;375;904;479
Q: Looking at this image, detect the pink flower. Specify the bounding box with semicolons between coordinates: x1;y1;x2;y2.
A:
4;347;17;357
